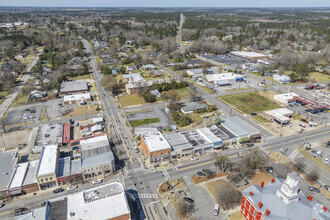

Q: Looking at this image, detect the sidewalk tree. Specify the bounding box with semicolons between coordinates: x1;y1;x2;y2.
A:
244;149;268;170
214;155;232;172
215;181;242;210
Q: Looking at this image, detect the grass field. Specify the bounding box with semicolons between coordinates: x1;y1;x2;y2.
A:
299;150;330;172
66;105;100;117
253;115;271;123
220;92;281;114
118;94;146;107
10;93;29;107
129;117;160;127
308;72;330;82
164;87;190;99
67;74;92;81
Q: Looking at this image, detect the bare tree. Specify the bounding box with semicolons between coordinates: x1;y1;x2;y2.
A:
214;155;232;172
306;168;319;182
215;181;242;210
244;149;268;170
177;197;195;218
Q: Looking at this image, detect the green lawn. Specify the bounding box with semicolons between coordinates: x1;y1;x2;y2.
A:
253;115;271;123
219;92;281;114
67;74;92;80
118;94;146;107
164;87;190;99
10;93;29;107
309;72;330;83
129;118;160;127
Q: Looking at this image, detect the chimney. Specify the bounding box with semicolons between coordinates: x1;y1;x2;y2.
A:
323;206;327;212
249;191;253;195
258;201;263;208
271;178;275;183
308;195;313;201
261;181;264;187
265;209;270;216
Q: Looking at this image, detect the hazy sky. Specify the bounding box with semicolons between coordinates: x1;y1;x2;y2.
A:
0;0;329;7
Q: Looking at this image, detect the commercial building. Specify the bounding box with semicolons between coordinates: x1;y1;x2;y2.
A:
80;135;111;159
205;73;238;84
63;93;91;105
221;117;260;143
0;150;18;199
164;132;193;159
81;151;115;180
8;162;29;196
36;145;60;190
140;132;172;162
33;123;63;153
21;160;39;194
56;157;82;186
263;108;294;125
62;123;72;145
60;80;88;96
273;74;291;84
16;182;130;220
241;172;330;220
293;95;329;113
186;67;217;77
230;51;270;61
181;102;208;114
273;93;297;104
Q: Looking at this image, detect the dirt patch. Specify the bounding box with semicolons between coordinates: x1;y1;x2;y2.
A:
192;172;227;184
229;211;245;220
257;90;280;103
238;171;273;191
159;178;186;194
270;152;288;162
0;129;32;150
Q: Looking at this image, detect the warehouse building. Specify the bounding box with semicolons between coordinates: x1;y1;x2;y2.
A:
186;67;218;77
205;72;238;84
230;51;270;61
221;117;261;143
59;80;88;96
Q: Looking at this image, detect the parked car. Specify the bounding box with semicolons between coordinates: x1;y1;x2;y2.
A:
251;113;257;116
236;145;244;150
324;158;329;164
191;156;199;161
267;167;274;174
196;172;205;177
213;204;220;216
324;185;330;193
40;202;46;206
246;143;254;148
309;186;320;193
67;185;78;191
210;152;217;156
75;123;79;127
299;123;306;128
92;179;103;185
53;188;64;194
183;197;194;204
30;109;36;113
0;203;4;208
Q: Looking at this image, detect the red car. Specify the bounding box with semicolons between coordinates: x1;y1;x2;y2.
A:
15;207;27;214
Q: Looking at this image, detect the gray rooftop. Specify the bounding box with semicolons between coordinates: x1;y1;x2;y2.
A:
181;130;210;147
49;197;68;220
181;102;208;113
14;206;47;220
57;157;82;178
0;151;17;189
243;177;330;220
221;116;259;137
80;135;111;159
22;160;39;186
81;151;114;169
34;123;63;147
60;80;88;93
164;133;193;151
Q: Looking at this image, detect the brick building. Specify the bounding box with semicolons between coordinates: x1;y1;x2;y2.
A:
140;132;172;162
241;172;330;220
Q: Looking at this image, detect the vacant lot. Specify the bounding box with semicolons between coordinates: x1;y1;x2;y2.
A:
118;94;146;107
309;72;330;83
220;92;281;114
129;117;160;127
65;105;99;117
164;87;190;99
67;74;92;81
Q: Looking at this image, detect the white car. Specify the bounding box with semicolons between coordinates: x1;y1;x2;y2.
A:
67;185;78;191
324;158;329;164
191;156;199;161
92;179;103;185
236;145;244;150
213;204;220;216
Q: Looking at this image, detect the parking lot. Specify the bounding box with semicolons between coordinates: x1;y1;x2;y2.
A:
3;106;42;126
126;108;173;129
203;54;253;67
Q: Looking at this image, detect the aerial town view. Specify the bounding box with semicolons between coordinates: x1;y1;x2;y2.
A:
0;0;329;219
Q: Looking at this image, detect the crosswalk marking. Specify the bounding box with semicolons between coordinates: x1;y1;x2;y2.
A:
162;169;171;182
134;193;158;199
289;150;299;160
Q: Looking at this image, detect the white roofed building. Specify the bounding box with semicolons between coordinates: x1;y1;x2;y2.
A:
140;132;172;162
273;93;298;104
63;93;91;105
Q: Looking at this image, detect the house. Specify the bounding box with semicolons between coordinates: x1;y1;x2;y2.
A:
112;68;119;74
273;74;291;84
63;93;91;105
42;66;52;75
150;89;161;98
140;132;172;163
68;57;84;66
42;78;50;84
59;80;88;96
36;145;60;190
142;64;156;70
241;172;330;220
29;90;47;100
16;182;131;220
127;65;137;71
181;102;208;114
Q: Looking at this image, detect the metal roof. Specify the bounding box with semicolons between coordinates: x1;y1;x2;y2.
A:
37;145;58;177
34;122;63;148
164;133;193;151
9;162;28;189
57;157;82;178
80;135;110;159
142;133;172;153
22;160;39;186
181;102;208;113
221;116;259;137
81;151;114;168
0;151;17;189
197;127;222;143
